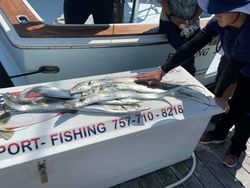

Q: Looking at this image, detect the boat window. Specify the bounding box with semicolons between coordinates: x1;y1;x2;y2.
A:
27;0;161;25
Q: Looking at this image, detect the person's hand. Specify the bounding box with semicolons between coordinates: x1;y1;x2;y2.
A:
187;17;199;26
170;16;186;27
135;68;166;85
214;96;230;113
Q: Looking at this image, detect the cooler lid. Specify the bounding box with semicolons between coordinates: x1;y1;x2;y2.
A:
0;67;221;169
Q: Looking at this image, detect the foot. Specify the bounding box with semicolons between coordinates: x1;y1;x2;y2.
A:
222;151;239;168
199;132;226;144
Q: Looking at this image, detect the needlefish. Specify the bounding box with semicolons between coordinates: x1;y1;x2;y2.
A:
80;82;167;96
3;93;148;114
98;98;142;105
81;104;149;114
16;86;79;100
70;77;166;95
70;77;135;95
68;85;194;109
65;90;167;109
174;86;213;106
3;93;77;113
0;106;61;140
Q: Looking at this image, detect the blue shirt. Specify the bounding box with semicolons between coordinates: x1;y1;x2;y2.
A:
203;16;250;77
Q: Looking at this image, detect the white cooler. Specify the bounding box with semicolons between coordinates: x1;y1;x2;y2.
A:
0;67;222;188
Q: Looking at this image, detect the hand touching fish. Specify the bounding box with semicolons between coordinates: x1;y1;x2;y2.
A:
135;68;166;85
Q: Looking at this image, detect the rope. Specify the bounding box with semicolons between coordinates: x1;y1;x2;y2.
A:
164;152;196;188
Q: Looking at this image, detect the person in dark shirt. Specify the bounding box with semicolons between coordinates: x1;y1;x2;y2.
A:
136;0;250;168
64;0;115;24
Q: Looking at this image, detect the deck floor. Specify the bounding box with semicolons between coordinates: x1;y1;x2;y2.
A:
112;116;250;188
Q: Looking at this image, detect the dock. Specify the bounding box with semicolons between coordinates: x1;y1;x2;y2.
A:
113;115;250;188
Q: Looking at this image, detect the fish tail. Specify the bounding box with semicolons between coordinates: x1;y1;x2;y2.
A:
0;130;14;140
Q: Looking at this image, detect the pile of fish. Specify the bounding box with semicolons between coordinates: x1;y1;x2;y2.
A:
1;76;210;114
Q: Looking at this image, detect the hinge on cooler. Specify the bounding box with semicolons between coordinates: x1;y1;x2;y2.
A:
38;160;48;184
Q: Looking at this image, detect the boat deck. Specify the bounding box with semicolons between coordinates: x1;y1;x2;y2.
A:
113;115;250;188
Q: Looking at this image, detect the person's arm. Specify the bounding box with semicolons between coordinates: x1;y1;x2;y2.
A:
160;0;185;26
136;30;212;84
161;30;212;73
188;6;202;25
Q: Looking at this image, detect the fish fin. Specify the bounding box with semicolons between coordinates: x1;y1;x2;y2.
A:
0;130;14;140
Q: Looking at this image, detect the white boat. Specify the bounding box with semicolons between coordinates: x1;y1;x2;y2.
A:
0;1;224;187
0;67;222;188
0;0;221;88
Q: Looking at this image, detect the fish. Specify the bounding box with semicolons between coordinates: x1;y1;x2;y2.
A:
3;93;77;113
67;85;191;109
81;104;150;114
65;90;167;109
17;86;79;100
70;77;137;95
0;110;61;140
80;82;166;96
1;76;197;116
98;98;142;105
173;86;211;105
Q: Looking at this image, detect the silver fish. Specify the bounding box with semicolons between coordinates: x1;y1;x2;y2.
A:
17;86;79;100
3;93;77;113
81;104;150;114
2;93;44;107
70;77;137;95
0;111;60;140
65;90;167;109
81;82;166;96
67;85;191;109
174;86;211;105
98;98;141;105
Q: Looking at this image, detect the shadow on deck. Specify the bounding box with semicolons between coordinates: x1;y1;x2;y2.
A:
113;116;250;188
